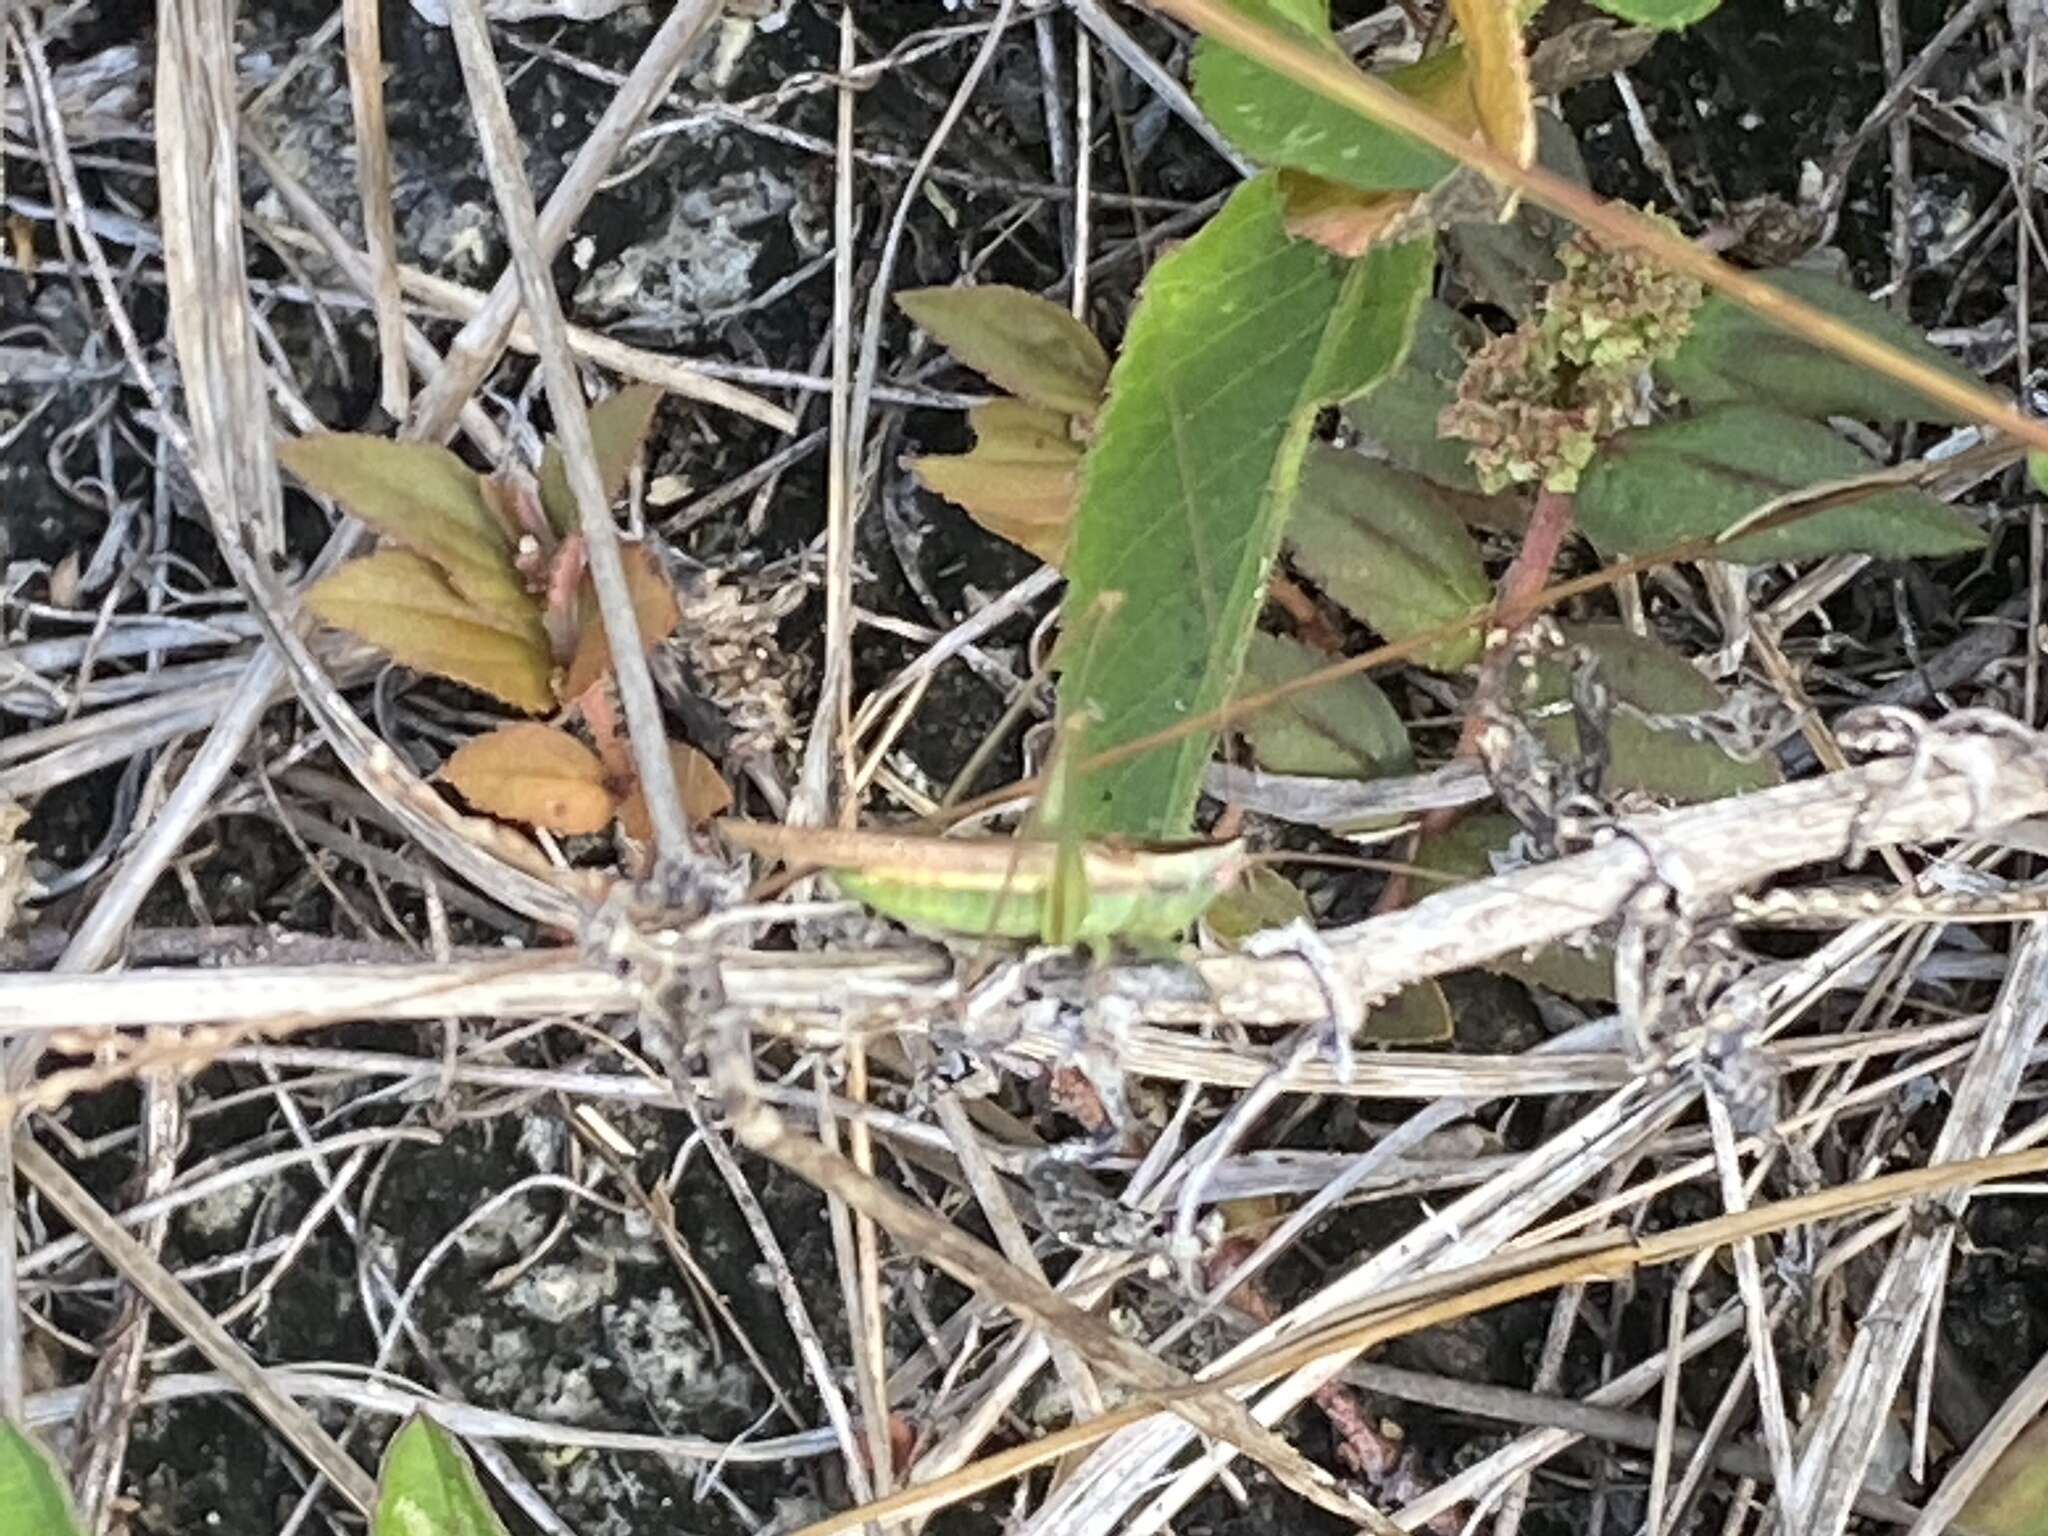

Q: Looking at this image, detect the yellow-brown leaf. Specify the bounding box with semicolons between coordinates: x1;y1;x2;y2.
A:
441;723;617;835
1448;0;1536;172
303;550;555;714
539;383;666;538
617;741;733;840
913;397;1083;566
560;543;683;704
1277;171;1418;258
913;452;1077;566
279;435;517;595
968;398;1079;459
896;286;1110;418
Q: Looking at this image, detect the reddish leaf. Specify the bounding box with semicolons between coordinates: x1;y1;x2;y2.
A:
616;740;733;840
303;550;554;714
896;286;1110;417
441;723;616;835
539;383;666;538
559;543;682;704
481;471;554;551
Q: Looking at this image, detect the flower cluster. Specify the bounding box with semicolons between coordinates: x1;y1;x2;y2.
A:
1439;228;1705;494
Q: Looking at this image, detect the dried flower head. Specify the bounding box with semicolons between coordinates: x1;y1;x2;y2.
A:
666;573;807;763
1438;330;1637;494
1438;226;1704;494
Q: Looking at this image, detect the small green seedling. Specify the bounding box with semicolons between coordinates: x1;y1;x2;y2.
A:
373;1414;513;1536
0;1421;83;1536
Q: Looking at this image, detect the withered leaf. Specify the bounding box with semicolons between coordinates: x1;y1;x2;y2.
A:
617;740;733;840
278;435;519;603
1448;0;1536;175
441;723;617;835
539;383;666;538
1277;171;1418;258
897;286;1110;418
559;543;683;705
303;549;555;714
912;398;1082;566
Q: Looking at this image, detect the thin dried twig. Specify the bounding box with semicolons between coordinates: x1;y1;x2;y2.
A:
13;1136;381;1513
1787;927;2048;1533
341;0;405;414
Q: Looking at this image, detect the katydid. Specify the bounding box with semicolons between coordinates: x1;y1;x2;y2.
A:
723;603;1248;945
718;820;1248;944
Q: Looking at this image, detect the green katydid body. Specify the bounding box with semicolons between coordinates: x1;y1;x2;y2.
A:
720;821;1247;944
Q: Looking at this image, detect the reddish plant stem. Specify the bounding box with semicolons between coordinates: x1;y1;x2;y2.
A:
1378;487;1577;912
1207;1235;1466;1533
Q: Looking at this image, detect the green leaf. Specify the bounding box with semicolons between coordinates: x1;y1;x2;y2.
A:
1205;863;1315;943
539;383;665;538
1411;814;1615;1000
1960;1413;2048;1536
1235;631;1413;780
0;1421;84;1536
305;550;556;715
1530;623;1781;802
1342;299;1486;491
1055;182;1432;837
375;1415;513;1536
279;436;525;621
1655;267;1980;425
1442;112;1585;320
1193;0;1462;193
1286;446;1491;672
1583;0;1723;28
2030;451;2048;498
1362;979;1455;1044
896;287;1111;417
1575;405;1985;563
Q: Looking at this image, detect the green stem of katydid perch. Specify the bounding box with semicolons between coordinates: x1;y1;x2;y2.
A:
1142;0;2048;459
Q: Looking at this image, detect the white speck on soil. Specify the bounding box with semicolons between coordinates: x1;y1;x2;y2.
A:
604;1288;755;1415
509;1257;620;1322
572;168;796;322
450;1193;552;1263
179;1177;262;1239
518;1112;565;1173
